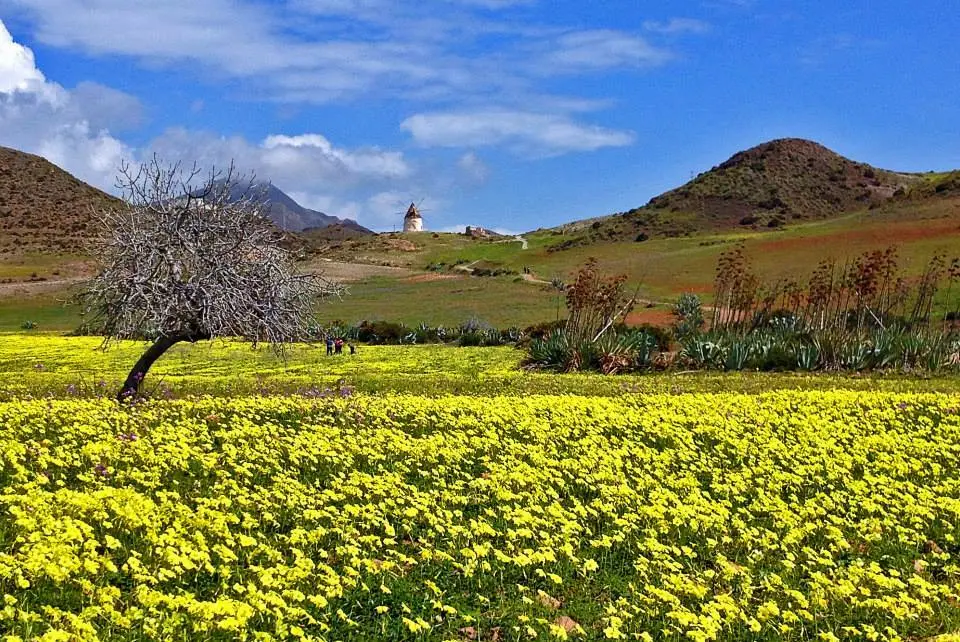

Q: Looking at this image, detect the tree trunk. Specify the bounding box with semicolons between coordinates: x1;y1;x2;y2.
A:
117;335;182;401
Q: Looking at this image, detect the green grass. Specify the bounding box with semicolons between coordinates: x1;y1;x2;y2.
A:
0;252;87;279
349;198;960;305
314;274;563;327
0;291;82;331
2;196;958;330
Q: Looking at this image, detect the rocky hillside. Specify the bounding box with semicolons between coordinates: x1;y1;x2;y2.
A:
0;146;121;254
549;138;922;250
221;181;372;234
0;146;374;255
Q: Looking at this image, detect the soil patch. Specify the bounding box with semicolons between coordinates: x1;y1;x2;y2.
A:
404;273;464;283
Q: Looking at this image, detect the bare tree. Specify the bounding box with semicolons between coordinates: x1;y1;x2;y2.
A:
79;157;342;400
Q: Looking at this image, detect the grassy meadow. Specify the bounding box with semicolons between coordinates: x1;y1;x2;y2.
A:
1;193;959;640
1;194;959;332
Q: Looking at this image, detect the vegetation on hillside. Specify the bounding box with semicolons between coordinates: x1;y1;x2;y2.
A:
0;146;121;254
546;138;922;251
897;170;960;200
528;250;960;374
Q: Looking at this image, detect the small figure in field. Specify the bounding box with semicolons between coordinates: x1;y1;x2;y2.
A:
335;338;344;354
348;343;356;355
325;336;334;356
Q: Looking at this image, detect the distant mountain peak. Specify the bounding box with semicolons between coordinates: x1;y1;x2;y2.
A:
214;179;372;234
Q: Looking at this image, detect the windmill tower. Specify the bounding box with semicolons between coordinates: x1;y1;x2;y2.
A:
403;202;423;232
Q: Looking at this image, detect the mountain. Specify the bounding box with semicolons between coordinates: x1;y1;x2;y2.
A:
223;181;373;234
0;146;372;255
0;146;122;254
548;138;924;249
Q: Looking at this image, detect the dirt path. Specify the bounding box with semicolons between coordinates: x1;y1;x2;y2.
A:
453;260;482;274
308;260;414;282
0;276;86;297
521;273;551;285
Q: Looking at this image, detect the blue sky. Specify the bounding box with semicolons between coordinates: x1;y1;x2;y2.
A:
0;1;957;232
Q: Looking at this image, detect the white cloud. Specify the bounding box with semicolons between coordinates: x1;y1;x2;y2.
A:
144;128;417;229
366;191;416;229
401;109;634;155
0;18;47;93
643;18;711;35
540;30;671;72
3;0;501;103
286;191;363;221
71;81;144;132
0;20;133;188
147;128;410;188
262;134;409;179
6;1;681;104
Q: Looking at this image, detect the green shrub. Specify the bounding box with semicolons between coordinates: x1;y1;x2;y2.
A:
673;293;704;339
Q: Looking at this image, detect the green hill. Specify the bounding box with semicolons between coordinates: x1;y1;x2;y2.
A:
546;138;922;251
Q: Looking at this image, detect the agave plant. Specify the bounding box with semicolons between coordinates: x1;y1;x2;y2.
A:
840;340;871;371
723;339;751;371
898;333;926;369
922;334;950;372
527;330;571;371
681;336;724;369
796;341;820;371
868;329;900;370
627;330;659;370
592;331;658;374
673;293;705;339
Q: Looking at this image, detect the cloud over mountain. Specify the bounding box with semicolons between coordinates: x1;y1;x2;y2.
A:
402;109;634;155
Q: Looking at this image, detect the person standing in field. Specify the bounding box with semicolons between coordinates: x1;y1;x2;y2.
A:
335;338;344;354
326;336;334;356
349;343;356;355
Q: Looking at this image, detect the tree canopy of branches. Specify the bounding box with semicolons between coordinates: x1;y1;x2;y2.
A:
80;157;342;400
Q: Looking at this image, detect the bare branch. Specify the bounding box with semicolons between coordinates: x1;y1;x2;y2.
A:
79;157;344;398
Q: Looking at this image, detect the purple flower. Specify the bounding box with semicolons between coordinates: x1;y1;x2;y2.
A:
94;463;109;477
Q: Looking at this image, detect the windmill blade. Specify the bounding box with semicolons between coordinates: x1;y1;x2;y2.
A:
414;197;431;213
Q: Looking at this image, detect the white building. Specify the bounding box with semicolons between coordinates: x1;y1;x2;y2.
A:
403;203;423;232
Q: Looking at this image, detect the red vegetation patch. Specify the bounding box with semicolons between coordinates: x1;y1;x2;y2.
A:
756;218;960;255
625;307;674;327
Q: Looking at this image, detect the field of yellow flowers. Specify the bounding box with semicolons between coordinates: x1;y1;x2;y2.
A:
1;335;960;640
3;335;960;398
